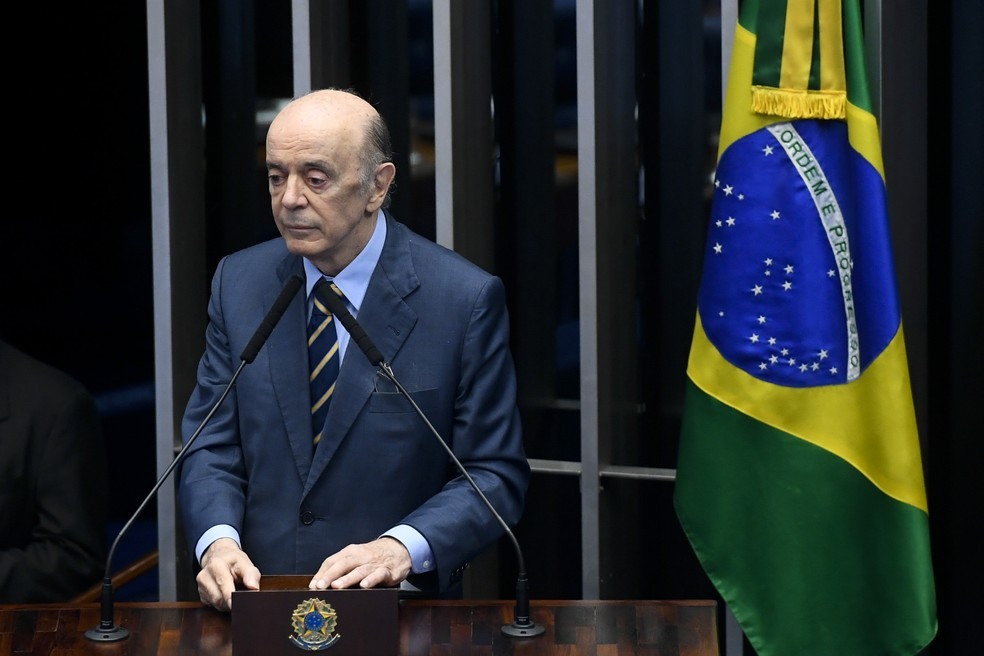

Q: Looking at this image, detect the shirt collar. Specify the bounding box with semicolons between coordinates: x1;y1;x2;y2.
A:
302;212;387;313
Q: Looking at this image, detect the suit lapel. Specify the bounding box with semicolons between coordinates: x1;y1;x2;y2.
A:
304;217;419;493
266;255;315;481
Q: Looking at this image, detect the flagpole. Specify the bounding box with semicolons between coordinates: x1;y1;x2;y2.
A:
719;3;743;656
721;0;738;100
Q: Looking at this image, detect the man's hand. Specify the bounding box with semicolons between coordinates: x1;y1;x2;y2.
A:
309;537;411;591
196;538;261;612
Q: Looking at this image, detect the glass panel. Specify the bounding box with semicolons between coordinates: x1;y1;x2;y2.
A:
635;0;723;470
508;473;583;599
408;0;437;240
492;0;581;463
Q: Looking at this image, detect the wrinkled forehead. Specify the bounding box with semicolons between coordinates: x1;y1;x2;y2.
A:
267;116;359;159
268;91;374;145
265;92;381;172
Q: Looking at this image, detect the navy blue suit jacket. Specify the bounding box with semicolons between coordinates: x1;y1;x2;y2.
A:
177;214;530;592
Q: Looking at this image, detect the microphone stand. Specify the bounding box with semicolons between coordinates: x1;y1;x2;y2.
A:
315;283;544;637
85;360;247;642
85;274;303;642
377;363;545;638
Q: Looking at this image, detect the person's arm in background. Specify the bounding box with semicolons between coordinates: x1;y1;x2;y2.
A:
0;342;108;603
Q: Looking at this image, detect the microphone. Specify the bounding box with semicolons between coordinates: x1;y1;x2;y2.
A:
317;283;384;366
314;285;545;638
85;274;303;642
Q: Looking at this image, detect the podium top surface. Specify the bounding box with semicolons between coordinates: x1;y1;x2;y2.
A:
0;597;719;655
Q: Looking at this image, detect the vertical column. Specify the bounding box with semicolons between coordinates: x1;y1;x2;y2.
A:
147;0;207;601
432;0;494;271
719;5;743;653
432;0;498;596
292;0;312;96
575;0;600;601
576;0;639;599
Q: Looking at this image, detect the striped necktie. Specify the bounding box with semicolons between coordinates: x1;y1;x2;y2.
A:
308;279;342;446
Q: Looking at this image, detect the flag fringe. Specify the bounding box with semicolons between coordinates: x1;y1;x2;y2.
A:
750;86;846;120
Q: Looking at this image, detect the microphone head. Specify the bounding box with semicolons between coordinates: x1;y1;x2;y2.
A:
315;282;386;366
240;275;303;363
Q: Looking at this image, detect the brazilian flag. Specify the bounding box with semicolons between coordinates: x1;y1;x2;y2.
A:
673;0;938;653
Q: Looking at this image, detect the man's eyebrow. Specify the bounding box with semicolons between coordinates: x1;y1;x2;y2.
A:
265;159;337;175
303;159;336;174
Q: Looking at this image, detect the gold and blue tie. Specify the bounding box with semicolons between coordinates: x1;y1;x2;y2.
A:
308;279;342;445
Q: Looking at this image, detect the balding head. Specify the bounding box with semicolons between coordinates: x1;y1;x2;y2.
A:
269;89;394;208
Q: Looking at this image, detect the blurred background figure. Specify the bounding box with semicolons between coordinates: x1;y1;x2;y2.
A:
0;337;108;602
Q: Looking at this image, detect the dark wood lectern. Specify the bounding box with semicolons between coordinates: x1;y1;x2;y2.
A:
1;597;718;655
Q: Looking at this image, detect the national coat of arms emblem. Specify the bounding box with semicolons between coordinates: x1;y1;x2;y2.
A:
288;598;341;651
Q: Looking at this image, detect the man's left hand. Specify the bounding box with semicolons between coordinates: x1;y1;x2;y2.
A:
309;537;412;590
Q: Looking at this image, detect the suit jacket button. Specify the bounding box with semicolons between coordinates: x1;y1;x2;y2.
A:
300;511;315;525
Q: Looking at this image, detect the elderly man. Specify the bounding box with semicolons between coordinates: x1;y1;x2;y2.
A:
177;89;530;611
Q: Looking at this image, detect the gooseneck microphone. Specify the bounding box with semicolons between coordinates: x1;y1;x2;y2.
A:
85;274;304;642
315;285;544;638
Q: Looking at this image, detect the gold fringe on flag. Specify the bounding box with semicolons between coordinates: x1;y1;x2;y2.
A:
750;85;846;119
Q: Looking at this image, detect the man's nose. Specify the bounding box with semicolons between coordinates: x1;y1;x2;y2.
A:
281;176;308;208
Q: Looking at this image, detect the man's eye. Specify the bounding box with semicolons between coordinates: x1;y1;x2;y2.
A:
268;174;284;185
308;175;328;187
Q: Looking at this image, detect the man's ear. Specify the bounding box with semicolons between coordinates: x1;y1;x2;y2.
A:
366;162;396;212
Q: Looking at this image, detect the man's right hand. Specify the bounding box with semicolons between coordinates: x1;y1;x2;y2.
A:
196;537;261;612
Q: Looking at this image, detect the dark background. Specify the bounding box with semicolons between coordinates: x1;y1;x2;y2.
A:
1;1;979;653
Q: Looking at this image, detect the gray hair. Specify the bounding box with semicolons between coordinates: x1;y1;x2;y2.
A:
360;112;394;209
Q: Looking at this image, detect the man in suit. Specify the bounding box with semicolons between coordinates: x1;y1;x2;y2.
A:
178;88;531;612
0;338;108;602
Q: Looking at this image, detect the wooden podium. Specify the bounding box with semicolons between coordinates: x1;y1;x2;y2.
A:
1;587;718;655
232;580;401;654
